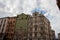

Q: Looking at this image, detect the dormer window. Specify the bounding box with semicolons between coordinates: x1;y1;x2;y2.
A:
32;11;40;16
35;13;37;16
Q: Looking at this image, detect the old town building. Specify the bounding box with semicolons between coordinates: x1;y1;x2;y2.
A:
28;12;55;40
15;13;30;40
0;12;55;40
58;33;60;40
5;17;16;40
0;18;7;40
0;17;16;40
50;30;55;40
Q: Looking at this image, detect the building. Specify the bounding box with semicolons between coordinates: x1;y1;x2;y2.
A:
4;17;16;40
0;18;7;40
15;13;30;40
57;0;60;9
28;12;55;40
50;30;55;40
0;12;55;40
0;17;16;40
58;33;60;40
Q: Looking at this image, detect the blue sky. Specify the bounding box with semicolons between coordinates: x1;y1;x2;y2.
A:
0;0;60;38
31;7;47;14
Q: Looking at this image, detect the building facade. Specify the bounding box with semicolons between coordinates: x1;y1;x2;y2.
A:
0;18;7;40
15;13;30;40
0;12;55;40
58;33;60;40
28;12;55;40
50;30;55;40
0;17;16;40
5;17;16;40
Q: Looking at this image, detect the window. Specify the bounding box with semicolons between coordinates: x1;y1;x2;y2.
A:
34;25;37;31
13;20;15;23
40;27;44;30
34;33;37;37
35;20;37;23
41;33;43;36
8;29;10;32
21;17;23;19
30;33;32;36
38;38;40;40
29;38;32;40
30;27;32;31
25;17;27;19
24;38;27;40
35;26;37;31
11;29;14;32
35;13;37;16
11;23;13;26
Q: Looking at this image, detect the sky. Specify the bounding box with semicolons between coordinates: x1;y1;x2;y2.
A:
0;0;60;38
